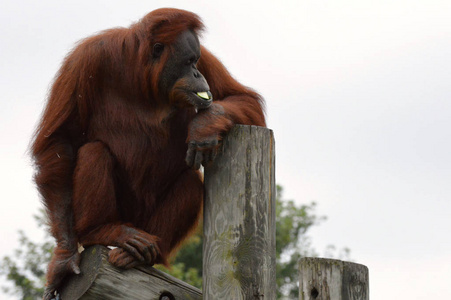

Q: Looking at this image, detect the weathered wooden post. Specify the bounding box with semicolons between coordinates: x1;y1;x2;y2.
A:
59;245;202;299
203;125;276;299
298;258;369;300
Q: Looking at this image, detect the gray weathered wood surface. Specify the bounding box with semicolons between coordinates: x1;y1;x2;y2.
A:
203;125;276;300
299;257;369;300
60;245;202;300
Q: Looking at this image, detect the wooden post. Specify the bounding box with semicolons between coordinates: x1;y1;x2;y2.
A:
298;257;369;300
59;245;202;300
203;125;276;300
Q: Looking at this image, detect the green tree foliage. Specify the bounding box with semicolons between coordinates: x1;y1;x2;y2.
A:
0;213;53;300
158;185;346;298
156;226;204;289
1;186;348;299
275;186;324;298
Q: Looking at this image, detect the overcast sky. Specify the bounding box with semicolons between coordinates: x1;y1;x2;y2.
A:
1;0;450;299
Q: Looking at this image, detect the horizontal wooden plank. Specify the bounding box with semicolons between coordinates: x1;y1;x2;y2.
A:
60;245;202;300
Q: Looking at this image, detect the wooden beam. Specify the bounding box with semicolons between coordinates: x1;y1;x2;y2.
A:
203;125;276;299
299;257;369;300
59;245;202;300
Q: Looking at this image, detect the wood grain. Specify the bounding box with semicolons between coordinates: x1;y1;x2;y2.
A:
299;257;369;300
60;245;202;300
203;125;276;300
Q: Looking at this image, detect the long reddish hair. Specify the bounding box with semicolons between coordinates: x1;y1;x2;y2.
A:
32;8;204;160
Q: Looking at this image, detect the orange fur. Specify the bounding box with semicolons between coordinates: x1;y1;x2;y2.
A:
31;8;265;299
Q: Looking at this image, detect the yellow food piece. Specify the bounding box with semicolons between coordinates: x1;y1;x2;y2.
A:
197;92;210;99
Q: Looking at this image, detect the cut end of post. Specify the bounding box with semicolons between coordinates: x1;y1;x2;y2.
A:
299;257;369;300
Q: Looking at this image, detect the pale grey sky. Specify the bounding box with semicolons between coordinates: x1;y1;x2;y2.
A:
1;0;450;299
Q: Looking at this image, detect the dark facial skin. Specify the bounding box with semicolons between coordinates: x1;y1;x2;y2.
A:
156;30;213;108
